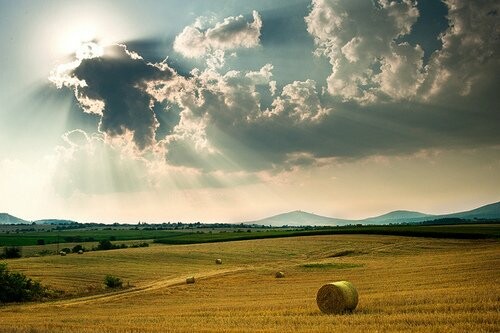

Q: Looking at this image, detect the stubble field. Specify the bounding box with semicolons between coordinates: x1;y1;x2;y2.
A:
0;235;499;332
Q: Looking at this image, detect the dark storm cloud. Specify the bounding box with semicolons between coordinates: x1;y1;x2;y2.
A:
72;44;174;149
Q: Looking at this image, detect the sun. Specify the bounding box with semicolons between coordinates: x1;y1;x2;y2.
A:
57;22;99;56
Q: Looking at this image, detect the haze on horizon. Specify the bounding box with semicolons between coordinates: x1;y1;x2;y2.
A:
0;0;499;224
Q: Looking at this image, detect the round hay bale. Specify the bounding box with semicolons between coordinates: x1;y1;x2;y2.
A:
59;251;66;256
186;276;195;284
78;250;84;254
275;271;285;278
215;258;222;264
316;281;358;314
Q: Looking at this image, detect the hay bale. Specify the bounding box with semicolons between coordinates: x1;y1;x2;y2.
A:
215;258;222;264
316;281;358;314
78;250;84;254
59;251;66;256
186;276;195;284
275;271;285;278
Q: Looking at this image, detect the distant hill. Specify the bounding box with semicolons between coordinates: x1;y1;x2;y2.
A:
34;219;79;225
247;201;500;227
245;210;352;227
439;201;500;220
361;210;435;225
0;213;29;224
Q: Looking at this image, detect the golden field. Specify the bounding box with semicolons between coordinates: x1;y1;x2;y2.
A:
0;235;499;332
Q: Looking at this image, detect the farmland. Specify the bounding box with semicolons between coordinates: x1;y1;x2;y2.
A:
1;222;498;249
0;234;499;332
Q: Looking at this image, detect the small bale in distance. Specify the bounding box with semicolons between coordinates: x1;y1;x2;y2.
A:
78;250;84;254
316;281;358;314
275;271;285;278
186;276;195;284
215;258;222;265
59;251;66;256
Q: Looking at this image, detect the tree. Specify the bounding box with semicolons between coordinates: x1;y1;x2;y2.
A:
104;275;123;288
0;263;47;303
97;240;113;250
72;244;84;253
1;247;21;259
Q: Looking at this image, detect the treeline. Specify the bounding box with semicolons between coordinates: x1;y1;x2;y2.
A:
57;240;150;255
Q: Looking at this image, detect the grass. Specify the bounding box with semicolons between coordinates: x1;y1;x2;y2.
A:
0;235;498;332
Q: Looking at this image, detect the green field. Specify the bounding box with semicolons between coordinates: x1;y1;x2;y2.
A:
0;229;178;247
1;224;499;248
153;224;500;244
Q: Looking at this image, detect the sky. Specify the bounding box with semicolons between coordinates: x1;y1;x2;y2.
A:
0;0;499;223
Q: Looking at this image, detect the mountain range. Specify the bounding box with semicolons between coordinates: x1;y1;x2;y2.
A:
1;201;499;227
245;201;500;227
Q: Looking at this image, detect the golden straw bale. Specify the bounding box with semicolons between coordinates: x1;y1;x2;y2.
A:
275;271;285;278
316;281;358;314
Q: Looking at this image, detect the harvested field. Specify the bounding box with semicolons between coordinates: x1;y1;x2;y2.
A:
0;235;498;332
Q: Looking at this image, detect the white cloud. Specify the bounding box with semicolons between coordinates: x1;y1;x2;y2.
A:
306;0;499;105
305;0;422;103
376;42;425;99
174;10;262;64
266;79;330;123
420;0;500;100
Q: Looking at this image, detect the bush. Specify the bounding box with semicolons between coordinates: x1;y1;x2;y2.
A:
97;240;113;251
72;244;85;253
104;275;123;288
1;247;22;259
60;248;71;254
96;240;127;251
37;239;45;245
0;263;48;303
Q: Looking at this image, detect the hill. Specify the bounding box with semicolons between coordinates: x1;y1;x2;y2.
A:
361;210;435;224
441;201;500;220
245;210;351;227
0;213;29;224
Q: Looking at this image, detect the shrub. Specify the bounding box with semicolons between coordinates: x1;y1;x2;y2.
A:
0;263;48;303
2;247;22;259
36;239;45;245
104;275;123;288
97;240;113;251
72;244;84;253
60;248;71;254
